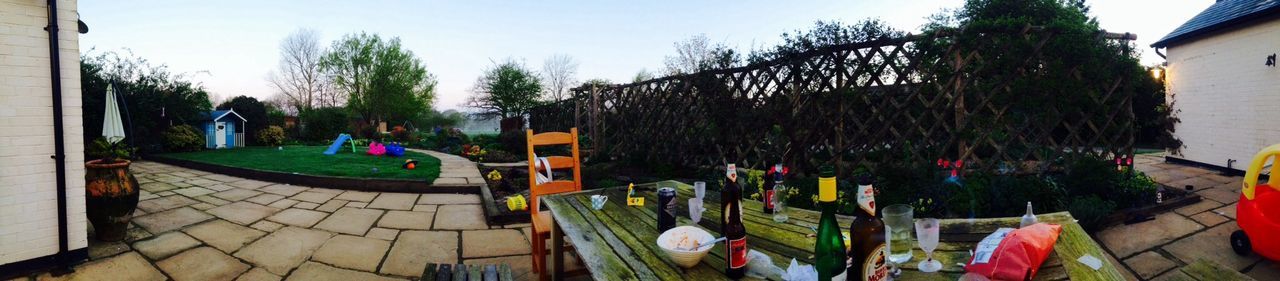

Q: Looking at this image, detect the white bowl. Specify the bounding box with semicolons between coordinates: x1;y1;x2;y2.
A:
657;226;716;268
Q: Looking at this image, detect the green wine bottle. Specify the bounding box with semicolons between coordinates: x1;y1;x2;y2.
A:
815;166;848;280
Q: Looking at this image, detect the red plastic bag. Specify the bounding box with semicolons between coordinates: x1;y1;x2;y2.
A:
964;223;1062;280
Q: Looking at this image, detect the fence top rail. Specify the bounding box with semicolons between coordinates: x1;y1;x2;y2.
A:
571;26;1135;93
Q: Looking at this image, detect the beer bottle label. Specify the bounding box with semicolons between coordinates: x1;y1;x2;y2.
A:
728;237;748;269
863;244;888;281
764;190;775;209
857;184;876;215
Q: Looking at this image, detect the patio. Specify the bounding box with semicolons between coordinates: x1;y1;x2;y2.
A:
15;159;554;281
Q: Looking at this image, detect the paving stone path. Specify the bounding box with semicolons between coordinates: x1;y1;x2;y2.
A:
17;160;539;281
1100;153;1279;280
413;149;485;186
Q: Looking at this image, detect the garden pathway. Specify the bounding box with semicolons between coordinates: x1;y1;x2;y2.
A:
1100;153;1279;280
412;149;485;187
11;160;572;281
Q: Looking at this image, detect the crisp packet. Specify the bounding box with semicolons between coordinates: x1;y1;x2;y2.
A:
964;223;1062;280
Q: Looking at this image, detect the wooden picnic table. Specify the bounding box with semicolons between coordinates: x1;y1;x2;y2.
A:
541;180;1126;280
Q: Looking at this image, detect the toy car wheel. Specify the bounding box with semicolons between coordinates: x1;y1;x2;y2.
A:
1231;230;1251;256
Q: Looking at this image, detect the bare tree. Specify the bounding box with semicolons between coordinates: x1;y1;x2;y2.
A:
267;28;334;113
541;54;578;102
663;34;739;75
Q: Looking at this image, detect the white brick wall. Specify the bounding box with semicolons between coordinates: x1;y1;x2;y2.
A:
1166;18;1280;171
0;0;87;265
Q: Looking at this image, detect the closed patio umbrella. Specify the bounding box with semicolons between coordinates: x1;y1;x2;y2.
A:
102;84;125;144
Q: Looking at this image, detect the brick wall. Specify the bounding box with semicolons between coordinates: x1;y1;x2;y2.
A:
1166;18;1280;171
0;0;87;266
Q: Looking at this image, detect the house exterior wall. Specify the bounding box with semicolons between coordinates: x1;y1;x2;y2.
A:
0;0;88;267
1164;17;1280;171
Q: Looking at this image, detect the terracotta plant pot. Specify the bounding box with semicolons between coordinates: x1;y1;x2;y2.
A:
85;159;140;242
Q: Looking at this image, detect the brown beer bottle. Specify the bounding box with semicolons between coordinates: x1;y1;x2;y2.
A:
848;174;888;281
722;164;747;279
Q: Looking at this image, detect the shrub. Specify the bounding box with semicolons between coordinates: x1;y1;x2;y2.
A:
88;137;135;163
256;126;286;146
498;130;527;155
1068;195;1117;231
391;126;415;143
300;107;350;141
484;149;521;163
162;124;204;152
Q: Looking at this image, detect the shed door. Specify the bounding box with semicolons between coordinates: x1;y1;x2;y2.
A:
215;122;227;148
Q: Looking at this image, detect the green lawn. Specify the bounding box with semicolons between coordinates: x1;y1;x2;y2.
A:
161;145;441;182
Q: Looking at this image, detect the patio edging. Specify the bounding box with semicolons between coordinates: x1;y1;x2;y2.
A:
146;155;480;194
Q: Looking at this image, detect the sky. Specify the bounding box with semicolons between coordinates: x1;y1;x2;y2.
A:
78;0;1213;111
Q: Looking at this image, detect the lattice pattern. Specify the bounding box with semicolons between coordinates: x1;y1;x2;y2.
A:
530;27;1137;176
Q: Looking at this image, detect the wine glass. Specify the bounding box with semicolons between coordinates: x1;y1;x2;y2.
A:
693;181;706;200
916;218;942;273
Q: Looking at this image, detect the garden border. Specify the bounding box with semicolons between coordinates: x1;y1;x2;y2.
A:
146;155;481;194
1097;183;1202;229
480;182;529;225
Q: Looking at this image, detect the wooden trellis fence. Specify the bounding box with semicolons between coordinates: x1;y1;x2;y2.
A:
529;26;1139;176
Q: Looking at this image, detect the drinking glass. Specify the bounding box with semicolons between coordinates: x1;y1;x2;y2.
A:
916;218;942;273
693;181;706;200
590;195;608;210
882;204;914;277
688;198;703;223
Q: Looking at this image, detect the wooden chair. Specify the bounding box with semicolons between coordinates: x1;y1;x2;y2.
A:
526;128;582;281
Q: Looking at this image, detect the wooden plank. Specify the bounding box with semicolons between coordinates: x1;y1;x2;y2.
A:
468;264;482;281
421;263;437;281
1046;214;1127;281
436;264;452;281
1180;259;1256;281
575;194;725;280
452;264;466;281
542;195;641;280
562;195;661;280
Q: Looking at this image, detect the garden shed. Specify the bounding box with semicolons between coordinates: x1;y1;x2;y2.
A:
1152;0;1280;172
203;109;247;149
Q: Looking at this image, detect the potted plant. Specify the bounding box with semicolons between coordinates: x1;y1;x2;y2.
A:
85;137;139;241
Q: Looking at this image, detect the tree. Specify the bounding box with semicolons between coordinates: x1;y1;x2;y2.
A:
541;54;578;102
746;20;903;63
216;96;269;145
633;68;655;83
663;34;740;75
321;33;437;125
467;59;543;118
267;29;335;113
80;49;212;153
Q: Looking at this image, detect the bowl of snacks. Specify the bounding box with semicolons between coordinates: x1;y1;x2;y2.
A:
657;226;716;268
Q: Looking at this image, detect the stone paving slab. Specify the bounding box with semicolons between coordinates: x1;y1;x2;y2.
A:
234;268;281;281
1162;223;1261;271
418;194;481;205
212;188;263;202
258;184;307;197
432;204;488;230
245;193;286;205
380;230;458;277
465;255;533;281
41;252;166;281
133;207;215;234
234;227;334;275
266;208;329;228
173;186;216;198
313;207;383;235
311;235;391;272
1123;251;1178;280
367;193;419;210
462;229;531;258
1098;212;1203;258
136;195;199;213
133;232;201;260
183;219;266;253
291;191;338;204
228;179;274;190
157;246;251;281
193;195;232;205
1173;199;1224;216
87;240;131;259
1199;185;1242;205
334;191;378;202
376;210;433;230
315;200;348;212
206;202;281;225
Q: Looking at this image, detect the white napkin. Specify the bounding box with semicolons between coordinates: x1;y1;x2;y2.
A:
782;258;817;281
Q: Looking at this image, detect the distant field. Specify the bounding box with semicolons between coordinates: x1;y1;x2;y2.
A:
161;146;441;182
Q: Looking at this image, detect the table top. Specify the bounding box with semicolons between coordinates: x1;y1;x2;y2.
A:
540;180;1125;281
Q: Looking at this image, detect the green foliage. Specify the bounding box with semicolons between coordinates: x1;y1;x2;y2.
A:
419;109;466;128
483;149;521;163
80;50;213;154
88;137;136;163
321;33;437;125
161;124;204;152
217;96;268;145
300;107;351;141
161;146;441;181
748;19;903;63
1068;195;1117;231
256;125;286;146
467;60;544;118
1136;66;1182;152
498;130;528;155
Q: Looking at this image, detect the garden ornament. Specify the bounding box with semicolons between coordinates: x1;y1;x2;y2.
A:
506;194;528;211
402;159;419;170
367;142;386;156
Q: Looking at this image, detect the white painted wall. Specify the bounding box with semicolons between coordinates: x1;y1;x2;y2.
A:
0;0;88;266
1165;17;1280;171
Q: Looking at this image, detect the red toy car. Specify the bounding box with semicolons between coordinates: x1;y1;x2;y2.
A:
1231;144;1280;260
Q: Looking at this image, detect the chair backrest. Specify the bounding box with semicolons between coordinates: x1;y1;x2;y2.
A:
526;128;582;216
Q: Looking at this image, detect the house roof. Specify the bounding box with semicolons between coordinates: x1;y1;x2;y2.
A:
205;109;247;122
1152;0;1280;48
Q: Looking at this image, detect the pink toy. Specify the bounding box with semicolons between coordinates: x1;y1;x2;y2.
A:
367;142;386;156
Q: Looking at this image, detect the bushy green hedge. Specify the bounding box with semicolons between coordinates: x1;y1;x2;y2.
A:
300;107;350;141
162;125;204;152
256;125;286;146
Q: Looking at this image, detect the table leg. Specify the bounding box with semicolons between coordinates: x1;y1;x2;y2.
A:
551;215;564;281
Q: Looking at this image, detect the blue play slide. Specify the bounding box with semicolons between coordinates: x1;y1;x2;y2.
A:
323;134;352;155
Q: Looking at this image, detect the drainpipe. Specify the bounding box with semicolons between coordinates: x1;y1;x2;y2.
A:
44;0;73;275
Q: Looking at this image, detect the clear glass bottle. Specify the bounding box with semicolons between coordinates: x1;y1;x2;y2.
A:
771;164;788;223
